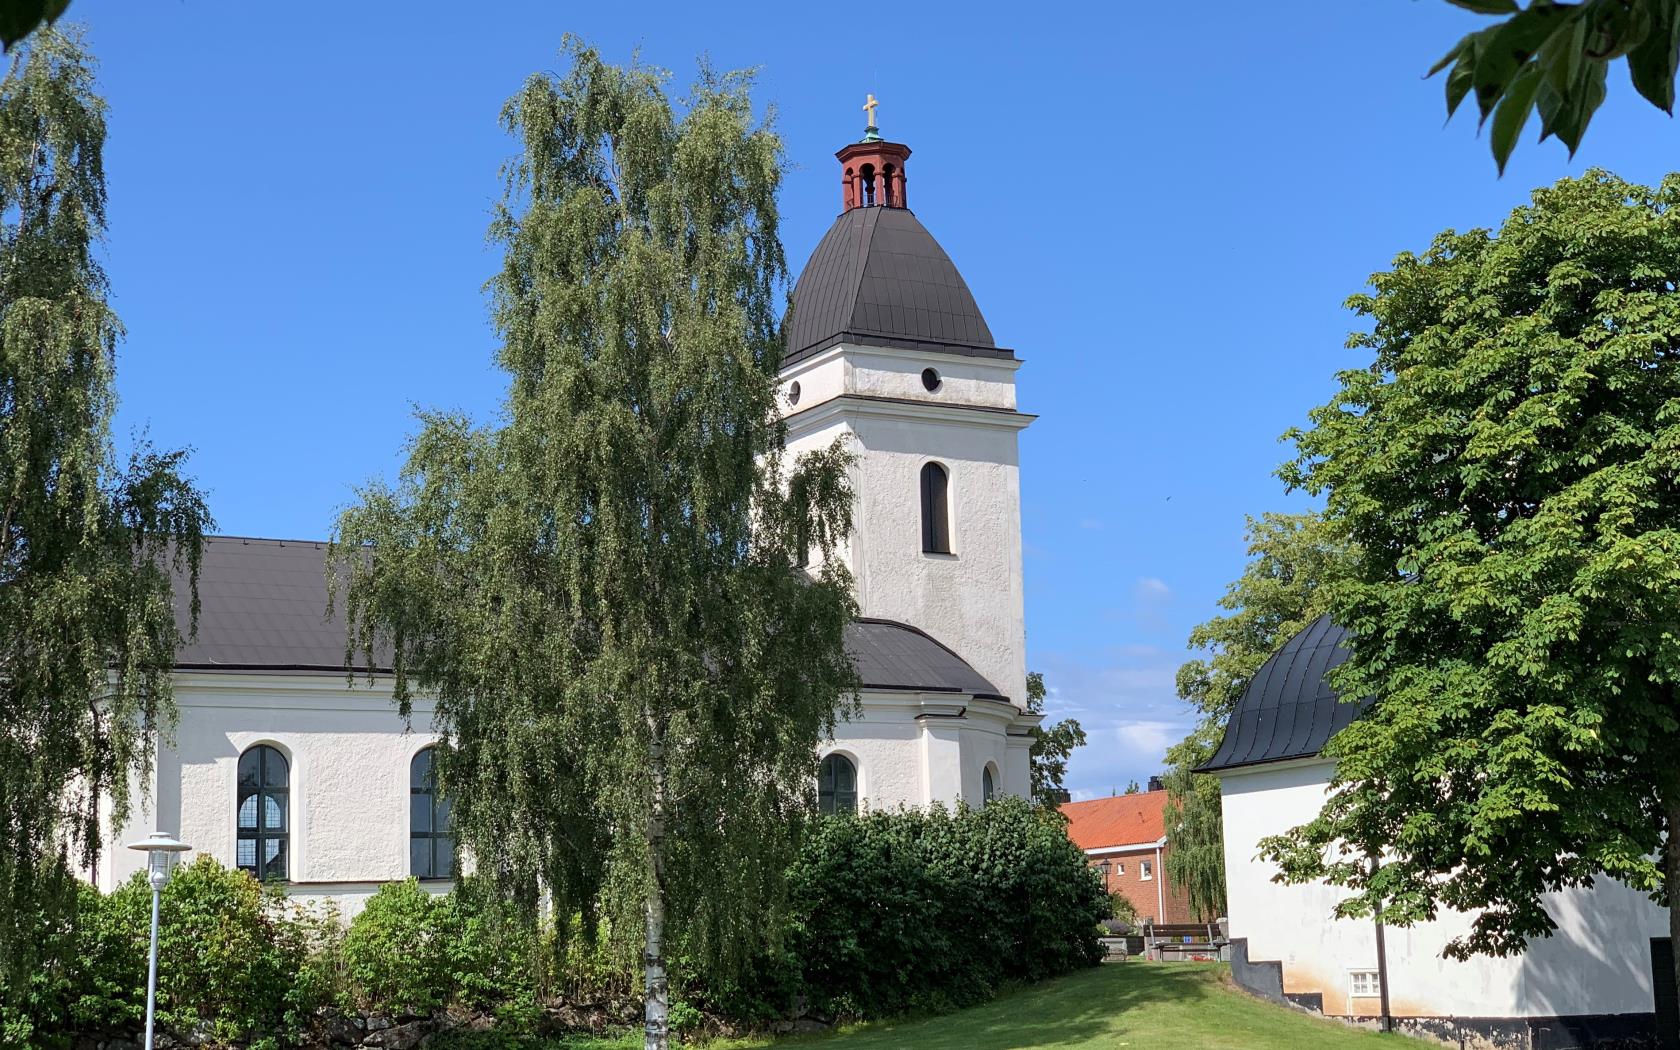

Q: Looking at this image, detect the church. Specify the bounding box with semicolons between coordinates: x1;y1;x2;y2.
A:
1205;616;1674;1049
95;118;1042;908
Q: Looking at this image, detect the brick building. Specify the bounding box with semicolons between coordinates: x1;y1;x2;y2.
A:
1060;788;1198;925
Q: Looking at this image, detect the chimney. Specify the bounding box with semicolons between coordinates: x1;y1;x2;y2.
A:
1147;775;1164;793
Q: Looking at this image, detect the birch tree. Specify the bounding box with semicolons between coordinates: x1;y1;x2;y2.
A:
332;41;857;1050
0;27;209;1026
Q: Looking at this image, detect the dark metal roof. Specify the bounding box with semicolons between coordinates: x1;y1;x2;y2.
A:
170;536;1006;698
1197;614;1373;773
784;206;1010;365
846;618;1007;701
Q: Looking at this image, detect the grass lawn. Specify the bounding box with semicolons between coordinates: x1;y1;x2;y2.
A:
470;962;1407;1050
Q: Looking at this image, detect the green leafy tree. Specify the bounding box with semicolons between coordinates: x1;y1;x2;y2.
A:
331;41;857;1050
1431;0;1680;172
1161;512;1352;923
1025;671;1086;808
0;27;208;1026
1259;172;1680;1008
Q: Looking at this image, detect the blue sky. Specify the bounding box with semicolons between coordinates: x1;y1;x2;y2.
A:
74;1;1680;800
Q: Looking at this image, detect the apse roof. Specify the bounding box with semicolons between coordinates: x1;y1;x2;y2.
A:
784;206;1008;365
169;536;1006;699
1197;614;1373;773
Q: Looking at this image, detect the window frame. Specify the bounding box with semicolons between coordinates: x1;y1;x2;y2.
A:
1349;970;1381;998
236;744;289;882
981;765;996;806
1140;859;1154;881
920;461;952;554
818;752;859;816
410;746;454;880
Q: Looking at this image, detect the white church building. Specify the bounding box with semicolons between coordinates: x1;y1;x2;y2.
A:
1204;615;1674;1050
97;126;1042;907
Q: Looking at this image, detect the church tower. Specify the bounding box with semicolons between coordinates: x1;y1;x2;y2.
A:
781;110;1034;716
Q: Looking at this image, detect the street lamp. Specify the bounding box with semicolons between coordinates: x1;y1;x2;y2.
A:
127;832;191;1050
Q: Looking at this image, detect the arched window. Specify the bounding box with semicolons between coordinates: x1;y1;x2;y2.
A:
237;745;289;880
982;766;996;806
920;461;951;554
818;753;858;816
410;747;454;880
860;163;877;206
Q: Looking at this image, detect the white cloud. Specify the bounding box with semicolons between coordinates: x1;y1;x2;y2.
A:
1114;720;1181;756
1135;576;1171;601
1032;647;1194;800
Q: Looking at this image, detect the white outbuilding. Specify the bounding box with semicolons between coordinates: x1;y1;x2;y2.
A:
1203;614;1674;1050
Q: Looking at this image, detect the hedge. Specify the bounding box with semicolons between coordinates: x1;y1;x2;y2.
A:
15;798;1105;1046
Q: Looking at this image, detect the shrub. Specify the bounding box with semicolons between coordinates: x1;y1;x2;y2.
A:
341;879;453;1016
76;856;332;1047
340;877;549;1019
719;797;1107;1022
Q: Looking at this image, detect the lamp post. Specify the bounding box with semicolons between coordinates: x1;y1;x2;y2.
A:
127;832;190;1050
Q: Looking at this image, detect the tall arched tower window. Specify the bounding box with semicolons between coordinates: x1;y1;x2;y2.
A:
236;745;289;881
818;753;858;815
920;461;951;554
410;747;454;879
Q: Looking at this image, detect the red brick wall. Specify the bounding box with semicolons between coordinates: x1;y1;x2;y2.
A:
1090;846;1198;925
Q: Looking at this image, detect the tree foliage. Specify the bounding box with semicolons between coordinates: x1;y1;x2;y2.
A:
0;26;208;1012
331;40;857;1050
0;2;69;52
1025;671;1085;808
1260;172;1680;973
1162;512;1352;922
1432;0;1680;172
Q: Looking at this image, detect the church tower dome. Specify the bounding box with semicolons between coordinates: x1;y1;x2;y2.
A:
784;108;1011;367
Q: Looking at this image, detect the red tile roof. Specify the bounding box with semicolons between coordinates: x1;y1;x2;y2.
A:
1059;790;1169;851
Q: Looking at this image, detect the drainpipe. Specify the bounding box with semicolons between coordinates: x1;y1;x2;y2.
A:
1155;842;1165;924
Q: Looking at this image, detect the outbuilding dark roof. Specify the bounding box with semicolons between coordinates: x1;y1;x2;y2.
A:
784;206;1010;365
1197;614;1373;773
170;536;1006;699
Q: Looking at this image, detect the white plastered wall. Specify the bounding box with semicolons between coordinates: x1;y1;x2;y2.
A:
821;691;1032;809
106;674;1036;913
781;343;1033;714
1220;758;1668;1020
102;673;443;915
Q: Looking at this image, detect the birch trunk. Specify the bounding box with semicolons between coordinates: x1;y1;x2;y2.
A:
644;726;670;1050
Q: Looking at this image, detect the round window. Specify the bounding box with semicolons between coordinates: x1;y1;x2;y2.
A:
788;381;801;406
921;368;941;392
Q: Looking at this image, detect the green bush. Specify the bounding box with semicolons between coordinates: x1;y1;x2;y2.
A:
709;796;1108;1022
341;879;453;1016
78;856;333;1046
340;877;549;1020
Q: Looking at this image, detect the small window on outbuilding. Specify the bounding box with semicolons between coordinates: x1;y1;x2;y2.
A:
920;461;951;554
1140;859;1153;881
1349;970;1381;998
818;753;858;815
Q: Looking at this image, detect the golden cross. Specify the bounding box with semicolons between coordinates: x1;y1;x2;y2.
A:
862;93;879;127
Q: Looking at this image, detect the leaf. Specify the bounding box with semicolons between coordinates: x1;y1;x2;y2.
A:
0;0;68;51
1473;5;1578;120
1448;0;1520;12
1492;65;1544;174
1626;0;1680;113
